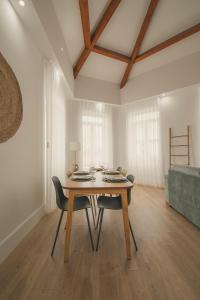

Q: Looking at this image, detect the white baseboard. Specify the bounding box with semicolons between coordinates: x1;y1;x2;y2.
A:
0;204;45;264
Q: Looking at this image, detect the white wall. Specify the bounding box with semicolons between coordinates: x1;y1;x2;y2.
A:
159;85;200;174
0;1;70;263
32;0;74;94
0;0;45;263
121;51;200;104
74;76;121;105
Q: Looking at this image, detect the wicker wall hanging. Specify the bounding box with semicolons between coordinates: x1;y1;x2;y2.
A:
0;51;23;143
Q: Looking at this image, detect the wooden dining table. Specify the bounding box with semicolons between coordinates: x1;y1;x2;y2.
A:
62;172;133;262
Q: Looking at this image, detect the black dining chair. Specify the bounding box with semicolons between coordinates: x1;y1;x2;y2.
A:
95;174;138;252
51;176;94;256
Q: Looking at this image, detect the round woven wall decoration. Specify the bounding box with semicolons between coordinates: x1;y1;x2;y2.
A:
0;51;23;143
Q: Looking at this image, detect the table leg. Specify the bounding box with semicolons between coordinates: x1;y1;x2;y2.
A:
121;190;131;259
64;190;74;262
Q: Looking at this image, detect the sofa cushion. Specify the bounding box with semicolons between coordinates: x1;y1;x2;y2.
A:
172;165;200;176
168;168;200;228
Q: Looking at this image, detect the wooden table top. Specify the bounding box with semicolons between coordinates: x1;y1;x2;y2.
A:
63;172;133;190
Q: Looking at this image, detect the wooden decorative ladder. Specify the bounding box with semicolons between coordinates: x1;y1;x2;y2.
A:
169;125;190;168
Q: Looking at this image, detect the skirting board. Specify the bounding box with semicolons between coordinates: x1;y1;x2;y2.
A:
0;204;45;264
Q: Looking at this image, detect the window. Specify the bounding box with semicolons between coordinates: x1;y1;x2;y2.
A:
80;102;113;170
82;115;103;168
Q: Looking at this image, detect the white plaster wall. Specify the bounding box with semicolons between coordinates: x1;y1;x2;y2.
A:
32;0;74;94
0;0;44;261
159;85;200;174
121;51;200;104
74;76;121;105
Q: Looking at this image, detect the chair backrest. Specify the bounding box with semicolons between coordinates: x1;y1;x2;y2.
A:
52;176;67;210
127;174;135;183
116;166;122;172
127;174;135;205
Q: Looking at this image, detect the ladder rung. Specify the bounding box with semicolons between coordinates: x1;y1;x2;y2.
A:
171;155;189;157
171;145;189;147
171;164;189;167
171;135;188;138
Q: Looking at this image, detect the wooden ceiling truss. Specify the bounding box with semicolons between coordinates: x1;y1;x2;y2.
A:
74;0;200;88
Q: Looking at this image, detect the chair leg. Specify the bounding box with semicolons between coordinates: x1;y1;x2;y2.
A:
95;208;101;230
51;210;64;256
89;196;96;228
85;208;94;251
129;220;138;252
96;208;104;251
92;195;97;216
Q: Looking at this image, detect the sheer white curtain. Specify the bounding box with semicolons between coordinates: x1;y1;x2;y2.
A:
124;98;163;187
79;101;113;169
44;60;66;213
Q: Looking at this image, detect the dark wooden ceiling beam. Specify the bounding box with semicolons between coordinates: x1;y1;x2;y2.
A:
120;0;159;88
73;48;90;79
74;0;121;78
79;0;91;48
90;0;121;47
75;0;199;86
135;23;200;63
93;23;200;66
92;45;130;63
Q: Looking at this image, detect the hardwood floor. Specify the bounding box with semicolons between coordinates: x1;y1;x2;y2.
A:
0;185;200;300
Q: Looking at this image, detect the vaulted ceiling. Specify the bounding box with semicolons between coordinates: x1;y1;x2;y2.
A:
52;0;200;88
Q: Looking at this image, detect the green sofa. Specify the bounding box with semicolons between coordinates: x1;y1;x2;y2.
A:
167;165;200;229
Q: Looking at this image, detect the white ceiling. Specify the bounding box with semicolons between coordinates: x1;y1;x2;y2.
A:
52;0;200;84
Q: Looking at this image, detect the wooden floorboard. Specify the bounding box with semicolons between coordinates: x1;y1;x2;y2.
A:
0;185;200;300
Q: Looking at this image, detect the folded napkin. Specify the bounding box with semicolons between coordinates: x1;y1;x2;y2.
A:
73;171;90;175
102;170;120;175
71;175;95;181
103;175;128;183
